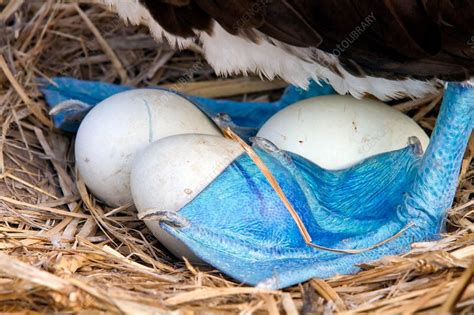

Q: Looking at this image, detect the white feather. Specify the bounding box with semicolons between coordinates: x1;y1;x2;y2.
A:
103;0;439;100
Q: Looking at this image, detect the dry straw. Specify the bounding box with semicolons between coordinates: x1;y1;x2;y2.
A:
0;0;472;313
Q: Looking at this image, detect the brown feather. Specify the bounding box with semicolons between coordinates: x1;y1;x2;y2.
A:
140;0;474;81
140;0;211;37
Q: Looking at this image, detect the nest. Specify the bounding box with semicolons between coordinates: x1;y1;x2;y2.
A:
0;1;472;313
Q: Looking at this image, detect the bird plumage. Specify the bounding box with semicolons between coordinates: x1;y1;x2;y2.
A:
103;0;474;99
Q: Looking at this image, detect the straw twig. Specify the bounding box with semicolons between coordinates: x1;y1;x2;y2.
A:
0;0;472;313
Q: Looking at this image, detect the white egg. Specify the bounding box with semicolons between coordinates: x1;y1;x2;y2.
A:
257;95;429;170
75;89;221;207
131;134;244;260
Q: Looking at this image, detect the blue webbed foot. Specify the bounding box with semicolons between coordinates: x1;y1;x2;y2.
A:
40;77;334;136
159;82;473;288
159;143;428;288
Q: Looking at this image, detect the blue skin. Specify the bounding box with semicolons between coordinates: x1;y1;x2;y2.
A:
163;83;473;288
162;145;421;287
41;79;473;289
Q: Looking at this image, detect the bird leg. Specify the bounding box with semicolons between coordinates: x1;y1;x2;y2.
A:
403;82;473;231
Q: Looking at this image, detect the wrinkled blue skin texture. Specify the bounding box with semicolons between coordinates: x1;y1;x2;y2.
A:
165;83;473;288
41;79;473;289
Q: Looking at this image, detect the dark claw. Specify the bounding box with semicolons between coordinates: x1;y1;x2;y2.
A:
251;136;280;153
408;136;424;156
138;209;189;228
